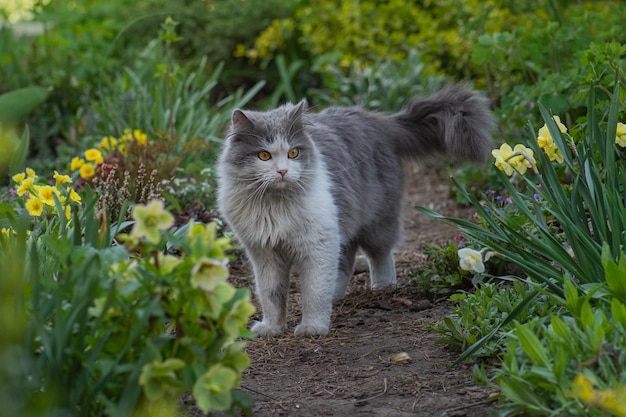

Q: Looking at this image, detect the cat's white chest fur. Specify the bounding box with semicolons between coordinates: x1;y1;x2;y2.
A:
220;165;338;250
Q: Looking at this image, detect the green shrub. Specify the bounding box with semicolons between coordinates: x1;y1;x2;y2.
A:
309;50;444;111
480;277;626;416
432;282;559;356
245;1;626;134
1;166;256;416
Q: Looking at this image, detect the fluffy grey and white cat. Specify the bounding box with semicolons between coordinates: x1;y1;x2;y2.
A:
217;85;493;337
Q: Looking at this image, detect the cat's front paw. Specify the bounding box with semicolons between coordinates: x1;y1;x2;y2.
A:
294;322;330;337
251;320;285;337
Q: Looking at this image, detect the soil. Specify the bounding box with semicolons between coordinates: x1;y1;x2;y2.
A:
224;163;495;417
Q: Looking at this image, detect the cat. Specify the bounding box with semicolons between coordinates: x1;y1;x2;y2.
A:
217;84;493;337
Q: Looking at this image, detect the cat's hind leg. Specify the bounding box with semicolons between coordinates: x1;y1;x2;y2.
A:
248;250;290;337
366;251;397;289
334;241;358;302
360;219;400;290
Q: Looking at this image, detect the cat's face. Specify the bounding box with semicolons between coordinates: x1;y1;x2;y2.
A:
220;101;315;193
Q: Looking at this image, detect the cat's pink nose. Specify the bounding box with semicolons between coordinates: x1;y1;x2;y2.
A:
277;169;288;178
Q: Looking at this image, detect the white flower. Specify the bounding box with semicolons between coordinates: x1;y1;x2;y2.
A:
458;248;485;274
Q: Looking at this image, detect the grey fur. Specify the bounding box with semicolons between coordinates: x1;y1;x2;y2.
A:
217;84;493;337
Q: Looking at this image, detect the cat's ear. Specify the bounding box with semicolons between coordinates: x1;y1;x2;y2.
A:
231;109;254;132
291;100;308;118
288;100;308;135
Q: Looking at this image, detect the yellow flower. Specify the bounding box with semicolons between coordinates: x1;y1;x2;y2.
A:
133;129;147;145
122;128;133;143
537;116;567;163
568;374;626;416
35;185;60;206
118;143;127;155
84;148;103;164
492;144;534;176
71;156;85;171
68;187;82;203
12;172;25;183
53;170;72;186
25;167;37;178
25;197;44;216
130;200;175;244
1;227;13;238
492;144;515;176
80;163;96;179
98;136;118;150
16;177;34;196
510;144;535;175
616;122;626;148
61;205;71;220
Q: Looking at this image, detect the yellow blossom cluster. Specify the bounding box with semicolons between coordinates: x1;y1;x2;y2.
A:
70;129;148;180
537;116;568;163
12;168;82;218
1;227;31;239
495;117;626;175
568;374;626;416
492;143;536;176
99;128;148;154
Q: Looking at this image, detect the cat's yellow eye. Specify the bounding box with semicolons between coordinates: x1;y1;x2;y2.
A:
258;151;271;161
288;147;299;159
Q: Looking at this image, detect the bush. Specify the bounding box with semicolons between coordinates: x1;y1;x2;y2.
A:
244;1;626;134
1;165;256;417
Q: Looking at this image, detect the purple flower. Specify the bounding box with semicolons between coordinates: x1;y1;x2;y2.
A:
533;194;542;202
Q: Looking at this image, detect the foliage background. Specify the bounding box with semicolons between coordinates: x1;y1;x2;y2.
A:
2;0;626;415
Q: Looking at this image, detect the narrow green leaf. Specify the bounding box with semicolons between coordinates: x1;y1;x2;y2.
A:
515;323;550;368
9;125;30;174
610;298;626;331
563;275;580;317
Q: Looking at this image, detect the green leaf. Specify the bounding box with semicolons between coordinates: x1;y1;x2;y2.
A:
549;315;571;341
610;298;626;331
579;300;594;329
9;125;29;174
602;244;626;300
0;86;51;124
497;375;550;411
515;323;550;368
563;275;581;317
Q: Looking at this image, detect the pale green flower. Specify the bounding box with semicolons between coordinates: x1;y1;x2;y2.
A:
190;257;229;291
153;252;182;275
139;358;185;401
131;200;174;244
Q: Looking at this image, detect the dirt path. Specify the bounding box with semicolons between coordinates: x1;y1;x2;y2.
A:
227;163;493;416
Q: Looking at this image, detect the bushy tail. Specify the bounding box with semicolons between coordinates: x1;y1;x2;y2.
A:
391;84;494;163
